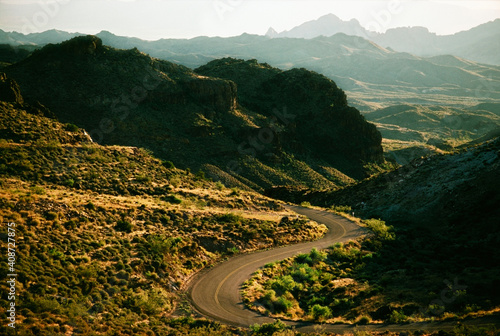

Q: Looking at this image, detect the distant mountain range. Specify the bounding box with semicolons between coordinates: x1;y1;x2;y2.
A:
266;14;500;66
2;14;499;65
1;15;499;162
267;14;368;39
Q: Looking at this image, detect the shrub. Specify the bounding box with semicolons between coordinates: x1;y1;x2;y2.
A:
388;309;408;324
64;179;75;187
135;174;151;183
250;320;287;335
162;160;175;169
274;295;294;313
163;194;182;204
356;315;371;325
30;186;46;195
218;213;243;223
310;304;332;321
309;248;327;264
115;219;133;233
229;187;240;196
268;275;296;296
363;218;395;241
195;170;206;180
85;201;95;210
331;204;352;213
44;211;58;220
64;123;79;132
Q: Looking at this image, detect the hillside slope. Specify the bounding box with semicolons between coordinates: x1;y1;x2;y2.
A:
365;103;500;163
4;36;385;190
0;74;328;335
266;138;500;322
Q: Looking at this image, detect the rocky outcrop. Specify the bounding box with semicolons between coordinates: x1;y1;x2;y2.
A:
0;72;23;105
196;58;384;178
28;35;104;60
183;77;237;112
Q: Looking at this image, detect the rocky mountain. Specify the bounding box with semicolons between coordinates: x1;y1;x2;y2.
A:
89;31;500;111
371;19;500;66
3;27;500;108
3;26;499;164
266;13;368;39
4;36;385;190
267;15;500;66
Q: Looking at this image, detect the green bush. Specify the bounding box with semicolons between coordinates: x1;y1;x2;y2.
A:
267;275;296;296
356;315;371;325
363;218;395;241
45;211;58;220
115;219;133;233
218;213;243;223
64;179;75;187
388;309;408;324
195;170;206;180
163;194;182;204
310;304;332;321
64;123;79;132
308;248;327;264
250;320;287;335
30;186;46;195
274;295;293;313
330;204;352;213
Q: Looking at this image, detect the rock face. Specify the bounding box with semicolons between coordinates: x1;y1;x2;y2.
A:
0;72;23;104
0;74;89;144
183;77;237;113
4;37;387;189
196;58;384;178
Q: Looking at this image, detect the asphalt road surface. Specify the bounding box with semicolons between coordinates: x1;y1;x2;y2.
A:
188;205;499;333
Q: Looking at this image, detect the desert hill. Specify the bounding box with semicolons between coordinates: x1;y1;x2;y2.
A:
0;73;328;334
4;36;386;190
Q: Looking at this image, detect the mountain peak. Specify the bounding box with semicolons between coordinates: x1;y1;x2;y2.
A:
318;13;342;22
97;30;115;37
265;27;279;38
276;13;367;39
37;35;104;57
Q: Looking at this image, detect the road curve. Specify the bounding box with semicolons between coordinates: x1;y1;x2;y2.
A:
188;205;500;333
188;205;366;329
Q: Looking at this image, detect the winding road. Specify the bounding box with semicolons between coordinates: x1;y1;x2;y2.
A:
188;205;499;333
188;205;365;328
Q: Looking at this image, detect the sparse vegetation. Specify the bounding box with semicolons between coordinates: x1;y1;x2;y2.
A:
243;210;500;324
0;95;327;334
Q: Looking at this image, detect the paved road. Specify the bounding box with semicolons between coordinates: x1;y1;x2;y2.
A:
188;205;499;333
188;205;366;328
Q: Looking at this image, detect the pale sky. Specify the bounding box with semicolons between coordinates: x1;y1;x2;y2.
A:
0;0;499;40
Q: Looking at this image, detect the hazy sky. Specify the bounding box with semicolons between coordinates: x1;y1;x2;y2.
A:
0;0;499;40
